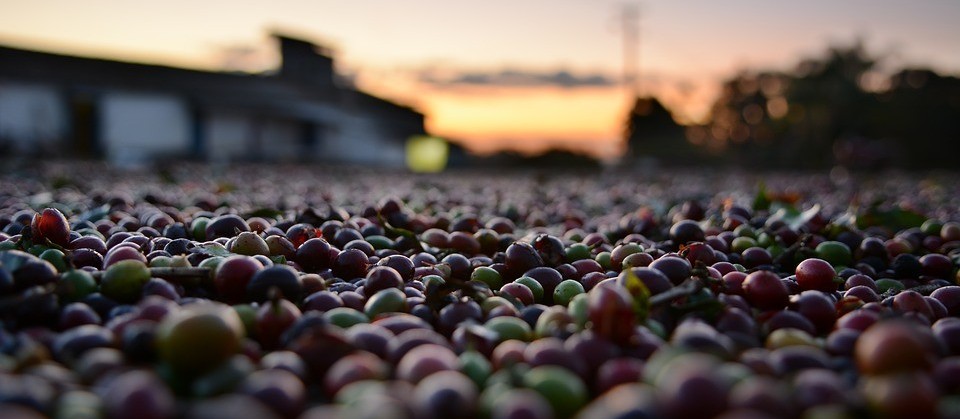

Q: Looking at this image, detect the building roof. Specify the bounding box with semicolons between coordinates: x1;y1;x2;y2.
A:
0;35;423;123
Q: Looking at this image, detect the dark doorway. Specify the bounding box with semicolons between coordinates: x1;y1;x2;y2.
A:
190;107;207;160
299;120;321;161
69;93;100;157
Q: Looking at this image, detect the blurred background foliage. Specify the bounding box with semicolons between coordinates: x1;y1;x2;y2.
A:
625;41;960;170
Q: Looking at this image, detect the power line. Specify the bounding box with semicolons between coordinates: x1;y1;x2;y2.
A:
621;2;640;96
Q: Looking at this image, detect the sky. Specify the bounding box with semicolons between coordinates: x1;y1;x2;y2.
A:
1;0;958;159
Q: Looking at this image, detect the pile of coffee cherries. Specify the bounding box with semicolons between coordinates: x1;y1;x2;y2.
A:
0;163;959;419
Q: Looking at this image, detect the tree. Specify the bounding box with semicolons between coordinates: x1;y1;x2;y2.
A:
623;96;690;165
697;41;895;169
873;69;960;168
627;40;960;169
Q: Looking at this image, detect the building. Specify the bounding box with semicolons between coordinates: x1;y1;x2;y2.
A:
0;33;426;166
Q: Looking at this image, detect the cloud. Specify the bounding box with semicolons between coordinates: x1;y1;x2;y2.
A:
419;68;620;89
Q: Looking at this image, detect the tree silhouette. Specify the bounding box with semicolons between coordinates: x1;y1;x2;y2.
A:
874;69;960;168
623;96;691;165
663;40;960;170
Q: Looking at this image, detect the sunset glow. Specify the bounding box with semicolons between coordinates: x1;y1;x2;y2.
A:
2;0;958;158
422;87;629;157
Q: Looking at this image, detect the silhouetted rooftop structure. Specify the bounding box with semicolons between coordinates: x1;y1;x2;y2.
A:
0;33;425;166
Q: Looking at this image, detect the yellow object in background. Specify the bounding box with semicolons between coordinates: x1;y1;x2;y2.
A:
406;136;449;173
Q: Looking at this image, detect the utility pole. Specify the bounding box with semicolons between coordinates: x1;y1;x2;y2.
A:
621;2;640;97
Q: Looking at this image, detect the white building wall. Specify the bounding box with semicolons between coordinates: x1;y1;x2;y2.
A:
206;112;304;162
206;111;254;162
321;113;406;167
100;92;191;164
260;119;301;161
374;132;408;167
0;82;67;152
